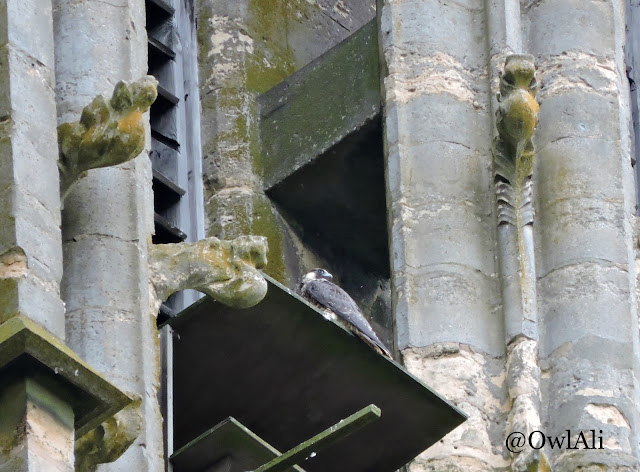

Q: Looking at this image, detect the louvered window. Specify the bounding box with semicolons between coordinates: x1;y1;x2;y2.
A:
146;0;204;320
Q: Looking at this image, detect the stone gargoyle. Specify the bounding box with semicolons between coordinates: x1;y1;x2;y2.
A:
149;235;269;312
58;76;158;201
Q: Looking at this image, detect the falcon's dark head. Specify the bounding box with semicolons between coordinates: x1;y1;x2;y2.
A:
302;268;333;284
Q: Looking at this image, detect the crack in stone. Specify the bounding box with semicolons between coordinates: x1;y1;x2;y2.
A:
318;8;351;32
537;258;628;280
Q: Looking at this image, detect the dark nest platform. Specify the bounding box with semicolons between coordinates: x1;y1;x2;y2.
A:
164;275;466;471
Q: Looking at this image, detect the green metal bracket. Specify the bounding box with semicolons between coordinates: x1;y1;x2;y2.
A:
252;404;381;472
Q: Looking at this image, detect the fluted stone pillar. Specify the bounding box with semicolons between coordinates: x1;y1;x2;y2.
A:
0;1;73;470
527;0;640;469
380;0;640;470
378;0;507;469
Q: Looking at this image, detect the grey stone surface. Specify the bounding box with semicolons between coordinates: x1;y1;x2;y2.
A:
536;196;628;275
536;137;623;205
0;3;65;340
535;92;620;148
395;265;502;353
61;167;150;242
0;377;75;472
0;0;56;67
538;264;633;356
62;237;145;316
525;0;615;58
391;203;495;275
541;337;639;470
381;0;500;359
53;0;147;123
380;0;487;70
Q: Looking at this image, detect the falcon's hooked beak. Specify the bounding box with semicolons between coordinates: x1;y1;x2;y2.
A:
318;269;333;280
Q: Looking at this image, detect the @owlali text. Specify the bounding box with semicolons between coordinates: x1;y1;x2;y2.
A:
506;430;604;453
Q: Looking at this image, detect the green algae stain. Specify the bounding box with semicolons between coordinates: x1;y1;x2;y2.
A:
246;0;300;94
251;196;286;282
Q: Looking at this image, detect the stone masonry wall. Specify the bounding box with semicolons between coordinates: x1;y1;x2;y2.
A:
527;1;640;469
380;0;640;470
197;0;376;285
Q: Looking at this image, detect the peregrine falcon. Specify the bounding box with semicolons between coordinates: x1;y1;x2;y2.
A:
299;268;392;358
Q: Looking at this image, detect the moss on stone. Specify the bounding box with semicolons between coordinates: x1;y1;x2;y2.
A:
0;316;132;437
250;196;286;282
0;278;19;325
0;380;27;458
57;76;158;201
258;19;380;187
205;192;287;283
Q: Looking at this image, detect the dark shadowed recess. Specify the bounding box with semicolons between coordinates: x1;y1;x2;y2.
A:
266;116;389;278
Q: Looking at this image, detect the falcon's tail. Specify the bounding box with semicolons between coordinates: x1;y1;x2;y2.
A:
354;330;393;359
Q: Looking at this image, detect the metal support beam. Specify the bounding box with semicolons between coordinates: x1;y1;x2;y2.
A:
253;405;381;472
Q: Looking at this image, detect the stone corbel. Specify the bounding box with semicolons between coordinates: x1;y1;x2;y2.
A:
0;316;134;465
57;76;158;201
149;235;269;312
75;399;143;472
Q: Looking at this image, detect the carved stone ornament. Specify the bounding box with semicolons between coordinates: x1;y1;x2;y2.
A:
493;55;547;472
149;235;269;310
494;54;539;228
75;399;142;472
57;76;158;201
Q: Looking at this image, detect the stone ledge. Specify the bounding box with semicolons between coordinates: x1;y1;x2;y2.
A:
259;18;380;189
0;316;132;437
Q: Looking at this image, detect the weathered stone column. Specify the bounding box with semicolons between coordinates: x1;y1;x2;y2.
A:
0;0;64;339
526;0;640;469
53;0;163;470
197;0;376;283
197;0;285;275
0;3;132;470
0;1;71;469
378;0;507;469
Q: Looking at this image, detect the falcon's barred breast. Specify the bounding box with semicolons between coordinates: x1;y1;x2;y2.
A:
299;268;392;358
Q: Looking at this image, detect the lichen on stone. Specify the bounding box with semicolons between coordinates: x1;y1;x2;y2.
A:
496;54;539;174
75;399;142;472
57;76;158;201
0;247;27;279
